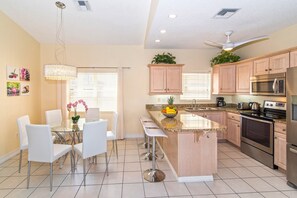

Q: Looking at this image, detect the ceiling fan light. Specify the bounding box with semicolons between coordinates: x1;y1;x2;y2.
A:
223;47;233;51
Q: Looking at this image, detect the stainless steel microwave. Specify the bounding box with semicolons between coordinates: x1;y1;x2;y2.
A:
250;73;286;96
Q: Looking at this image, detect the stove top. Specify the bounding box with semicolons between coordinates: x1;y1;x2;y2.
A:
240;100;286;121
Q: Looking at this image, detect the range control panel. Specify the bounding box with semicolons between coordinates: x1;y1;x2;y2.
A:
264;101;286;110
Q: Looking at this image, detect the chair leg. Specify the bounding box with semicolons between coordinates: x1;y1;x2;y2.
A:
50;163;53;191
105;152;109;176
27;161;31;189
114;140;118;159
83;159;86;186
19;150;23;173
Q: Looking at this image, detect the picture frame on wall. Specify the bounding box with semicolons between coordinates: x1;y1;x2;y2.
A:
6;66;19;81
20;83;30;96
20;67;30;81
7;82;20;96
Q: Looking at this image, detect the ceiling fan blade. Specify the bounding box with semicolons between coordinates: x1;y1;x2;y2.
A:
204;40;224;48
233;35;269;47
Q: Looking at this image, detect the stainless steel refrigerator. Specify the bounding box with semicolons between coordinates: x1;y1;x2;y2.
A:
286;67;297;189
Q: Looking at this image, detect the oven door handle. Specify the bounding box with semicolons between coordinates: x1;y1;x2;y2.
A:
290;148;297;154
241;115;273;124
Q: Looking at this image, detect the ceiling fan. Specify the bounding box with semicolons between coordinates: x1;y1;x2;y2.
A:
205;30;268;51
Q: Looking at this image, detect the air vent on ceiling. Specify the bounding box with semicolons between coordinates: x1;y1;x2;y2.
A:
213;8;239;19
74;0;91;11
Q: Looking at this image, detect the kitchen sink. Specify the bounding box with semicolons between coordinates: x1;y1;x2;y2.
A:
185;107;218;112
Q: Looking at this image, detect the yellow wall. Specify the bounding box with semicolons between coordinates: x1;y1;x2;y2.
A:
40;45;221;137
235;23;297;59
0;12;40;159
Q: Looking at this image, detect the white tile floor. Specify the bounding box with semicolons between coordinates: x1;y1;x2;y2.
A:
0;139;297;198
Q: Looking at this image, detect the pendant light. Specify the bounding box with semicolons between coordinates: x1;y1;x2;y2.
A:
44;1;77;80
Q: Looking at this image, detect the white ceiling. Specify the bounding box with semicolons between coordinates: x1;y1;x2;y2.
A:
1;0;297;49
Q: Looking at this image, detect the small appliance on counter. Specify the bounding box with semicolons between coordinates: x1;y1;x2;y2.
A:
237;102;251;110
251;102;260;111
216;97;226;107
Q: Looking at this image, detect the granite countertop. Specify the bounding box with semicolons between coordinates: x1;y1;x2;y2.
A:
148;110;227;134
274;119;286;124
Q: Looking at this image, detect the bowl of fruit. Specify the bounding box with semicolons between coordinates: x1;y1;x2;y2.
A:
161;96;178;118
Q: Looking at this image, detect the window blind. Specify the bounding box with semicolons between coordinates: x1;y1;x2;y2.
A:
181;73;211;100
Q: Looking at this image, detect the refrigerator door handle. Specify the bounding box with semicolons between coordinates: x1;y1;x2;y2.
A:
289;148;297;154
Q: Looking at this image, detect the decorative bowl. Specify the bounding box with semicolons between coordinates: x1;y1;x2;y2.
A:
162;112;177;118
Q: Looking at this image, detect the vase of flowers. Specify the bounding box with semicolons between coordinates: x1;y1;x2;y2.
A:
67;99;88;124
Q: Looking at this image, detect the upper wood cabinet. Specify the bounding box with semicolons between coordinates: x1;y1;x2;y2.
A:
148;64;184;95
253;53;289;75
212;64;236;94
290;50;297;68
236;61;253;93
253;58;269;76
269;53;289;74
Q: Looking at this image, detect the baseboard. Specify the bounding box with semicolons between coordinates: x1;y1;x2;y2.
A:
0;149;19;164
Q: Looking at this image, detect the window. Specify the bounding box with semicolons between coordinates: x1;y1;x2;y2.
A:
180;73;211;100
69;69;118;111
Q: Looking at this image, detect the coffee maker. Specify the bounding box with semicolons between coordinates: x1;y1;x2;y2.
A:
216;97;226;107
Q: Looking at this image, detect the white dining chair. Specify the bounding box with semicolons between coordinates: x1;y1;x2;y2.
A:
107;112;118;158
17;115;30;173
85;108;100;122
45;109;62;127
26;124;72;191
74;121;108;186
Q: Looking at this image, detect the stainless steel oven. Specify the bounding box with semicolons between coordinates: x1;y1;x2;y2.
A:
240;100;286;169
250;73;285;96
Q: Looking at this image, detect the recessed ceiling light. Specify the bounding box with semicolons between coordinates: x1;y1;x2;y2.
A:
168;14;177;19
155;39;161;43
160;29;166;34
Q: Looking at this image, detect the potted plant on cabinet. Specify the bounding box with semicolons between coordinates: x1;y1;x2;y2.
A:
210;50;240;66
151;52;176;64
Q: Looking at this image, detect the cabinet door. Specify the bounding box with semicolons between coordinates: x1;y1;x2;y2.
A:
254;58;269;75
227;119;240;147
149;67;167;94
219;65;236;93
236;62;253;93
205;112;226;140
166;66;182;94
274;132;287;170
290;50;297;68
269;53;289;74
212;66;219;94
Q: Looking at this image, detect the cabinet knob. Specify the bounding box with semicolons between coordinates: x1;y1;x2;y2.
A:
274;137;277;139
237;125;240;127
265;69;268;71
283;129;286;132
269;69;272;71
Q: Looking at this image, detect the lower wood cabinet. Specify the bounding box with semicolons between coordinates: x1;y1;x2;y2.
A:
194;111;226;140
227;112;241;147
274;122;287;170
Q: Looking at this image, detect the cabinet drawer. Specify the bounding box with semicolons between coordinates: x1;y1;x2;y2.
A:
227;112;241;122
274;122;286;134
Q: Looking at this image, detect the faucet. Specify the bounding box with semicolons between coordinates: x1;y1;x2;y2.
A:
192;99;197;108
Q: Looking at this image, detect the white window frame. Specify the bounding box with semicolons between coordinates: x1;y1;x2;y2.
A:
180;72;211;101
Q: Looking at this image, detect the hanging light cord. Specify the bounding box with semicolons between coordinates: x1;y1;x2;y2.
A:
55;2;66;65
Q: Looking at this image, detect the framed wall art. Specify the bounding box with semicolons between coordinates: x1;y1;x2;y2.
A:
20;67;30;81
7;82;20;96
6;66;19;81
20;83;30;96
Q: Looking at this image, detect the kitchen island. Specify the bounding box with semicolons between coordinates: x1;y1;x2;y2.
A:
148;110;226;182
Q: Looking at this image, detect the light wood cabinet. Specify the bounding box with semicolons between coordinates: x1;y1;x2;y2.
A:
148;64;184;95
274;122;287;170
253;53;289;75
236;61;253;93
269;53;289;74
212;64;236;94
227;112;241;147
253;58;269;75
194;111;226;140
290;50;297;68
